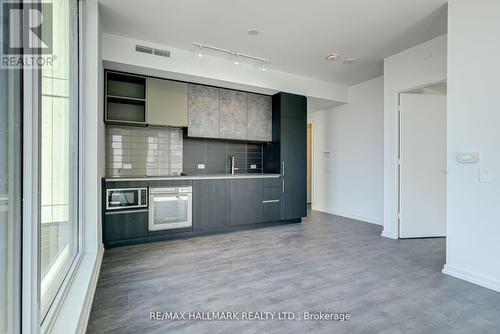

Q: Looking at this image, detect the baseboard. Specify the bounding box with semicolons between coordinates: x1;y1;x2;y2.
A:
312;206;382;226
443;264;500;293
77;244;104;334
381;229;397;239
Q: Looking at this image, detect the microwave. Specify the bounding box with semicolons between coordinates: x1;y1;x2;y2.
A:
106;188;148;210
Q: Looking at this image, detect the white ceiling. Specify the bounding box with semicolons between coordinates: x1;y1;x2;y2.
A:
99;0;448;86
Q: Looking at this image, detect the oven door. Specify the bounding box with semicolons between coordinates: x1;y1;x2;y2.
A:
149;188;192;231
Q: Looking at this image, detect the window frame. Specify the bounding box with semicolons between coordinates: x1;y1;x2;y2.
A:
20;0;84;332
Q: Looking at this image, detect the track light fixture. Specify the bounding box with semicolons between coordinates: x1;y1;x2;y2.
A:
193;42;269;71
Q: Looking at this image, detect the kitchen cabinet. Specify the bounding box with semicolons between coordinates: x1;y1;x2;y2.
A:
147;78;188;127
219;89;248;140
105;71;147;125
103;210;149;244
247;93;272;141
192;179;231;231
187;84;220;138
262;186;281;222
264;92;307;221
230;179;263;226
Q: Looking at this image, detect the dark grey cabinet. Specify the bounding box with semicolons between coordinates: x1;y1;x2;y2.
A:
264;92;307;221
230;179;263;226
103;210;149;243
192;179;231;231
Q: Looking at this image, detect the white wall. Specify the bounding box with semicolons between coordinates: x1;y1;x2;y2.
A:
443;0;500;292
383;35;447;238
308;76;384;225
102;33;348;104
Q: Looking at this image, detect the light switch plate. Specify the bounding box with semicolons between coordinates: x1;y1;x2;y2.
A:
479;169;490;182
197;164;205;169
123;163;132;169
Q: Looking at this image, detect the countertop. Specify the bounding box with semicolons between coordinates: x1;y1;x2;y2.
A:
104;173;281;182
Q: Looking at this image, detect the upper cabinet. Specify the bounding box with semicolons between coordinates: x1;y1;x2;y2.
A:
147;78;188;127
104;71;272;142
187;84;220;138
187;84;272;142
219;89;248;140
247;93;272;142
105;72;147;125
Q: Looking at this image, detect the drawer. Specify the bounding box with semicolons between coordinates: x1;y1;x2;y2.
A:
263;201;281;222
262;178;281;188
263;187;281;201
105;180;148;189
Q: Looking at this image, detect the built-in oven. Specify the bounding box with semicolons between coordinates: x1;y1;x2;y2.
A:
149;186;192;231
106;188;148;210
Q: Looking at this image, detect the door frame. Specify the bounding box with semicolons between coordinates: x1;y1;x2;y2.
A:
395;80;447;239
307;121;314;207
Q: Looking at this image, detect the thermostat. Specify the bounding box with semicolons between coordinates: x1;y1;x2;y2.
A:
457;152;479;163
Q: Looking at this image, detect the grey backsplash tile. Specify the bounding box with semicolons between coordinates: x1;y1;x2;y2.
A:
106;125;264;176
106;125;183;176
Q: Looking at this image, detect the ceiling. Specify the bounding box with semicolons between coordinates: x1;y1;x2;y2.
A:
99;0;448;86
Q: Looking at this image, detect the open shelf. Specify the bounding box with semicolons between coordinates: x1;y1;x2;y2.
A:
105;71;147;124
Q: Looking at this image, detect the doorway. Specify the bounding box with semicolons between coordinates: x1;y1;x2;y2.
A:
398;82;447;238
307;123;312;204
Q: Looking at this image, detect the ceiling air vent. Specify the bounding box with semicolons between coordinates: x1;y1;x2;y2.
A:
153;48;171;58
135;44;153;54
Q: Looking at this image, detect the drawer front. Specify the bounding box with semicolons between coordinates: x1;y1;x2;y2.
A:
262;178;281;188
263;187;281;201
262;202;281;222
104;210;149;242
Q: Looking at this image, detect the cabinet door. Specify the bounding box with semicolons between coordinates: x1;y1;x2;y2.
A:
247;94;272;141
282;177;307;220
188;84;220;138
147;78;188;127
192;180;230;232
103;210;149;242
262;186;281;222
230;179;263;226
281;93;307;119
219;89;247;140
281;116;307;178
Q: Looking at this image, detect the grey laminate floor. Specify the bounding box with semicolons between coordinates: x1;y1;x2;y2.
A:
87;210;500;334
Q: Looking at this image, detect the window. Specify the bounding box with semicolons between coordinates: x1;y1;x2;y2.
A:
0;3;22;334
39;0;80;320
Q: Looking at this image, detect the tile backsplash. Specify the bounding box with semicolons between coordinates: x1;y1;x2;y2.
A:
106;125;183;176
183;137;263;175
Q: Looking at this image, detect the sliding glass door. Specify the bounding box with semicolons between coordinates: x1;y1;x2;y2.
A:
39;0;80;321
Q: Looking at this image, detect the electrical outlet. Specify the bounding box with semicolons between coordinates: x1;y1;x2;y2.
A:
250;164;257;169
123;163;132;170
197;164;205;169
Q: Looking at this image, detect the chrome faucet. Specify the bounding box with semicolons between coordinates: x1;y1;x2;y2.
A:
229;155;238;174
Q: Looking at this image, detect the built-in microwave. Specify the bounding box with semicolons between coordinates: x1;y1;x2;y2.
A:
106;188;148;210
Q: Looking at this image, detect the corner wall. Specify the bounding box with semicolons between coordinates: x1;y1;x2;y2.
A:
308;76;384;225
383;35;447;238
443;0;500;292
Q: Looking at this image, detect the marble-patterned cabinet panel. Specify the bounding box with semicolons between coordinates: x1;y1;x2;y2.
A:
187;84;220;138
219;89;248;140
247;93;272;141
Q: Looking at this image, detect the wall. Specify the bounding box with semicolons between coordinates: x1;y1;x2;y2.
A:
308;76;384;225
443;0;500;292
101;33;348;105
106;125;183;177
383;34;447;238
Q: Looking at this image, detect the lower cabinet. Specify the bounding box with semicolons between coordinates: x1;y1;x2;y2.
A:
103;210;149;243
192;179;231;231
282;176;307;220
230;179;263;226
262;186;282;222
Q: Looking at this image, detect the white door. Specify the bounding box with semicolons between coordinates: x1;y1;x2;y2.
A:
399;93;446;238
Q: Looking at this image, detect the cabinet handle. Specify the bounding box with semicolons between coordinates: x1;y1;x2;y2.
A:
282;161;285;176
262;200;280;203
282;179;285;193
